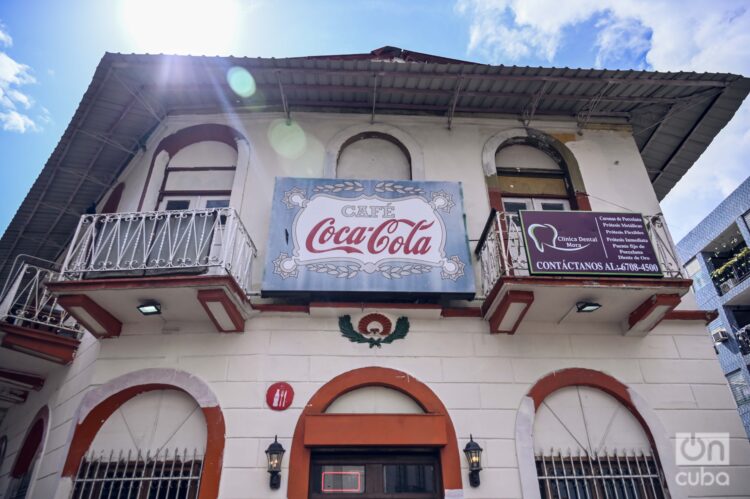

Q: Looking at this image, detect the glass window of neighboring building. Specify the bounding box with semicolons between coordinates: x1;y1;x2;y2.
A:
727;370;750;406
685;257;709;290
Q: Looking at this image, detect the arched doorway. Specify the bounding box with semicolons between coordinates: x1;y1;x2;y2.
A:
288;367;462;498
516;368;674;499
61;368;225;499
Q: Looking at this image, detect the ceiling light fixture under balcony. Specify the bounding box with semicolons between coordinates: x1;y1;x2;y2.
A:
137;301;162;316
576;301;602;313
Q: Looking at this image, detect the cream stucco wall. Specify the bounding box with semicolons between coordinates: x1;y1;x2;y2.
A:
1;112;746;499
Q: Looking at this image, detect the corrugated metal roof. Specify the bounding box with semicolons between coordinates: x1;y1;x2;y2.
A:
1;47;748;284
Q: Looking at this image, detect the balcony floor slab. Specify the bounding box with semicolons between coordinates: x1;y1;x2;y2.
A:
48;275;249;334
483;276;692;334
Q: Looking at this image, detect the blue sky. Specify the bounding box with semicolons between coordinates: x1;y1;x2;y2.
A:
0;0;748;241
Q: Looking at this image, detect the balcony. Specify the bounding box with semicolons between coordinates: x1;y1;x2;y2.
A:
48;208;257;334
0;258;82;409
475;211;692;335
711;246;750;301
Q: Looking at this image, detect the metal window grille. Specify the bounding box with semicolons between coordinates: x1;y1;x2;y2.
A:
727;370;750;406
536;449;670;499
71;448;203;499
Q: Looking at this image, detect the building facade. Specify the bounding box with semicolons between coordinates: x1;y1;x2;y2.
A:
0;48;749;499
677;177;750;439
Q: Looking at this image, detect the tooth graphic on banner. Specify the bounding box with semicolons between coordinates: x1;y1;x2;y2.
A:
527;223;590;252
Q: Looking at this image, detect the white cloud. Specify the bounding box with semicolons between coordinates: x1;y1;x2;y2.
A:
457;0;750;241
0;21;42;134
594;16;650;69
0;22;12;47
0;110;38;132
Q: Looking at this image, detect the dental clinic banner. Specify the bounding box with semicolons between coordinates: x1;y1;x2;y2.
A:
519;211;663;277
262;178;475;298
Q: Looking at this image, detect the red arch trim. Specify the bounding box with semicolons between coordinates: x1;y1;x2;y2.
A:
101;182;125;213
288;367;463;499
10;405;48;478
61;383;225;499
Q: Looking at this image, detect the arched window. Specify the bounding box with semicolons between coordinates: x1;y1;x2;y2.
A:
70;390;207;498
6;407;47;499
158;139;238;211
337;133;411;180
492;138;574;214
519;369;670;499
325;386;425;414
62;369;225;499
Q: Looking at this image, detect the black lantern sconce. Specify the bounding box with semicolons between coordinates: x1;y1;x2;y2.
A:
463;435;483;487
266;436;286;490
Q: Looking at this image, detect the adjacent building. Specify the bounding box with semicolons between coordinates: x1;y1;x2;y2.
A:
0;47;749;499
677;177;750;438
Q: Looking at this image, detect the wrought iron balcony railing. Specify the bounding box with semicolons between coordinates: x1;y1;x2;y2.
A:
475;210;685;296
0;256;83;338
60;208;258;295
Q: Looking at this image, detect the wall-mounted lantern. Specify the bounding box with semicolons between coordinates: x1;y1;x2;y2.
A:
266;435;285;490
463;435;483;487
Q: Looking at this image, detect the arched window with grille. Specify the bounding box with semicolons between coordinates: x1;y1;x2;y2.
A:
518;369;671;499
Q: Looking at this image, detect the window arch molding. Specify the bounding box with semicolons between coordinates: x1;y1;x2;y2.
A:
288;366;463;498
324;123;425;180
138;123;251;211
60;368;225;499
482;127;590;210
515;368;683;499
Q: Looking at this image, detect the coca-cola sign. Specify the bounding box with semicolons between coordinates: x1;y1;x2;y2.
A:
262;178;475;298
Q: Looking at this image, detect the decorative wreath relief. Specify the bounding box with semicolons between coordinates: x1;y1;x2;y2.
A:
339;313;410;348
430;190;455;213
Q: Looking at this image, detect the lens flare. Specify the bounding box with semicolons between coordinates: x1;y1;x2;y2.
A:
268;119;307;159
227;67;256;98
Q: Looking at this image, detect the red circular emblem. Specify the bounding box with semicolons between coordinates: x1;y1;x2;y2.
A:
357;313;393;337
266;382;294;411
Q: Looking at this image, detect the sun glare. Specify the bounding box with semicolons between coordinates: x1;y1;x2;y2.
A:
119;0;240;55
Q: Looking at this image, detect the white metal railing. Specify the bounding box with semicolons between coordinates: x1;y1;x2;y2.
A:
475;211;686;296
642;214;686;281
0;256;83;338
61;208;257;296
475;211;530;295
